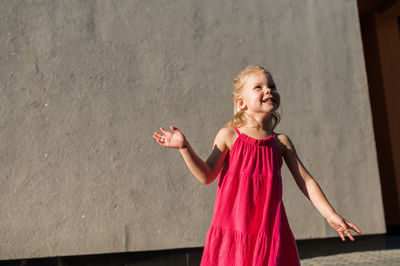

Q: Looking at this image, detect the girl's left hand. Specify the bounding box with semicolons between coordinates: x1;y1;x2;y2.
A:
326;213;362;241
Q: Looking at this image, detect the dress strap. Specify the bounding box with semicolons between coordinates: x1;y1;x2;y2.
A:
233;127;241;136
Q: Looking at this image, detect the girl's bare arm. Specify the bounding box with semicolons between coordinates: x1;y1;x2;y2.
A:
279;134;362;241
279;134;336;218
154;126;231;185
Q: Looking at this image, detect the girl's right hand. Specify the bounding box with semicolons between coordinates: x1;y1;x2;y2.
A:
153;126;187;149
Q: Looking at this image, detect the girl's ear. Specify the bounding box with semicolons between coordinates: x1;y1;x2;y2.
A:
235;97;246;111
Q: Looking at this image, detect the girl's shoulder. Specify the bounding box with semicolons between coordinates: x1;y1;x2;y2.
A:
273;132;293;146
217;127;240;150
273;131;285;140
217;126;237;136
273;132;297;157
271;131;285;140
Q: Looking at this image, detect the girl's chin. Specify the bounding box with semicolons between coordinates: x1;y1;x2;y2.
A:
262;104;277;109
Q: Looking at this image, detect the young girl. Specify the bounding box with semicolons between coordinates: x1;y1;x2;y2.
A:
153;65;362;265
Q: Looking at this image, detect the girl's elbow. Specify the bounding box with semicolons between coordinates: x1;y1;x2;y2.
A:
196;174;210;185
202;180;210;185
199;177;209;185
202;173;217;185
200;176;211;185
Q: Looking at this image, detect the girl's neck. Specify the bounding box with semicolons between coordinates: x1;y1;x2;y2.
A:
243;112;273;132
242;125;273;134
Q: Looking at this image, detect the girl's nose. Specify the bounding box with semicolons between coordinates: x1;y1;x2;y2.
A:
263;87;272;94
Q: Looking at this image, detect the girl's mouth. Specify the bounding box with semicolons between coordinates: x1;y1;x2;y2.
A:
262;99;275;104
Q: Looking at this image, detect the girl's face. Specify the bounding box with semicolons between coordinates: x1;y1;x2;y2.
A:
236;71;280;114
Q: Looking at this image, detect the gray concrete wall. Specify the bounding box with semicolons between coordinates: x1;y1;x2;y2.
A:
0;0;385;260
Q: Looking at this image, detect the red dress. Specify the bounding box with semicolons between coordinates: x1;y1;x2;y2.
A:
200;127;301;266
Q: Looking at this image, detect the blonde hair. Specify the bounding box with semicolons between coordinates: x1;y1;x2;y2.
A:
224;65;281;130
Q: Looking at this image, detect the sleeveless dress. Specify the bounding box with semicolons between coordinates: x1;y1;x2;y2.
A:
200;127;301;266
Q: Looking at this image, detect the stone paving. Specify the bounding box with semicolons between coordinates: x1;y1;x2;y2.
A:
300;249;400;266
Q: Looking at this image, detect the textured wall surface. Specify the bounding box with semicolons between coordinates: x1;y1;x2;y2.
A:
0;0;385;260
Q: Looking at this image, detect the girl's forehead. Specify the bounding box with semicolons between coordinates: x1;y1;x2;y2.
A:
246;71;272;85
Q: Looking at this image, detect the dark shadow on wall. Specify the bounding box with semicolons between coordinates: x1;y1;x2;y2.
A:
358;0;400;231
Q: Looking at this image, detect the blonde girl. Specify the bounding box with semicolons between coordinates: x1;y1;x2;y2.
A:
153;65;361;265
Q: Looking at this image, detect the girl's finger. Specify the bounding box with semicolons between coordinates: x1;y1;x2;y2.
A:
153;133;167;145
346;221;362;234
154;137;163;146
348;233;355;241
153;133;161;140
338;231;345;241
154;132;163;138
344;230;355;241
160;127;169;134
170;126;180;133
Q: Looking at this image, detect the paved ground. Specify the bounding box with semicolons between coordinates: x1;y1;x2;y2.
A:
299;233;400;265
300;249;400;265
